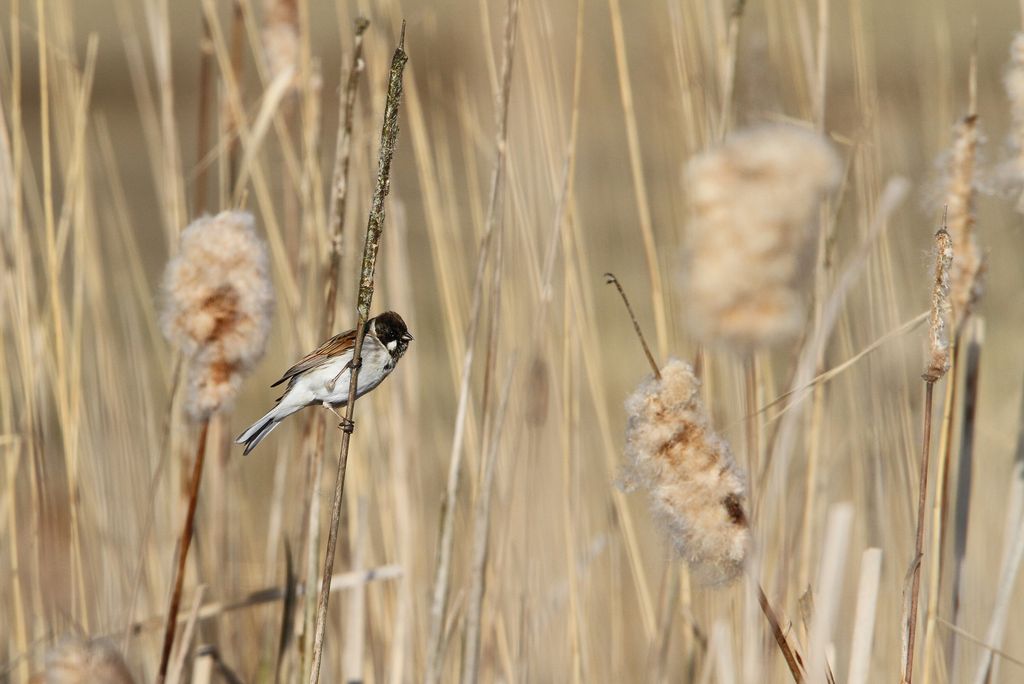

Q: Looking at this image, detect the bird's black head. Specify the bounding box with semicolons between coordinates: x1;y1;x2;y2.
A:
372;311;414;359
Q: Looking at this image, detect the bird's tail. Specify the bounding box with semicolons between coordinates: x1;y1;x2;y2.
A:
236;402;301;455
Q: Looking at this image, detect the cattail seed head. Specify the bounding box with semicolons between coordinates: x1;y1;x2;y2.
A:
681;124;841;349
262;0;299;89
41;638;135;684
944;115;984;330
622;358;750;585
924;227;953;382
161;210;274;419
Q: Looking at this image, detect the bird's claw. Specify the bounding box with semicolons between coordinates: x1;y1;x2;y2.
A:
338;417;355;434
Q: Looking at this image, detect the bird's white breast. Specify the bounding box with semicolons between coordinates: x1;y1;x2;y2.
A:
285;335;395;408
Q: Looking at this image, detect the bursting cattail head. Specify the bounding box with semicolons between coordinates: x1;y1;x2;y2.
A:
924;227;953;382
681;124;841;349
161;210;274;419
40;638;135;684
944;115;985;329
262;0;299;88
622;358;750;585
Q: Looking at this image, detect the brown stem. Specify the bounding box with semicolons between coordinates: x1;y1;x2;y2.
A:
604;272;660;379
306;24;408;684
904;380;936;684
758;584;805;683
157;418;211;684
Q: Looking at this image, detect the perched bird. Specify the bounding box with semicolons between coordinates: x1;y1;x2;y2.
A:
236;311;413;454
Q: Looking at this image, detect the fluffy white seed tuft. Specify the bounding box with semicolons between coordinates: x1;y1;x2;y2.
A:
161;210;274;419
681;124;841;349
623;358;750;585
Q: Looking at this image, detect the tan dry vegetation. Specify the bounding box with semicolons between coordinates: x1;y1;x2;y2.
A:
2;0;1024;682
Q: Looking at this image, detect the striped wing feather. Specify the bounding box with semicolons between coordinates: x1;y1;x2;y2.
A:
270;329;357;388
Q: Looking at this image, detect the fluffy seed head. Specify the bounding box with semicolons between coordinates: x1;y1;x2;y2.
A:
161;210;274;419
681;124;841;349
41;638;135;684
262;0;299;89
944;115;984;330
622;358;750;585
924;227;953;382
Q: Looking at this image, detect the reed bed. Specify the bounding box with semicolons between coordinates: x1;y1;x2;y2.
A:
2;1;1024;682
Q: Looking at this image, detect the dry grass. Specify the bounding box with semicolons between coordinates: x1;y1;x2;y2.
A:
3;0;1024;682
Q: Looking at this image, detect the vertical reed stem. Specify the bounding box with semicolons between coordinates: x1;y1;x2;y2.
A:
194;15;213;214
157;418;211;684
306;25;407;684
904;379;936;684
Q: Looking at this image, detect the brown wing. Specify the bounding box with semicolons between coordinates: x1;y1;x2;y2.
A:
270;329;358;388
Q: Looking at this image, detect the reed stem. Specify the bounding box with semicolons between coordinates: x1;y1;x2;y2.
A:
306;24;407;684
157;418;211;684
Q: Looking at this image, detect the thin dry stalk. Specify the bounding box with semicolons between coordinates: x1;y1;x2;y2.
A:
290;18;369;674
323;18;369;339
226;0;246;185
425;2;518;680
920;223;962;682
717;0;747;139
903;380;936;684
904;224;954;684
757;586;805;684
167;585;206;684
604;273;660;379
461;360;516;683
157;419;210;684
306;25;407;684
194;16;214;214
607;0;669;356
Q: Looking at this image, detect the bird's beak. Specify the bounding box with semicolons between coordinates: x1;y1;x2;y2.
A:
402;332;414;342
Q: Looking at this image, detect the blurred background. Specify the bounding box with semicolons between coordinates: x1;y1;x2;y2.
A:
2;0;1024;681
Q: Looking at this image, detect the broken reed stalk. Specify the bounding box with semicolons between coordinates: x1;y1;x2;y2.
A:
157;419;210;684
606;273;804;683
306;24;407;684
757;586;806;684
424;1;518;680
903;226;953;684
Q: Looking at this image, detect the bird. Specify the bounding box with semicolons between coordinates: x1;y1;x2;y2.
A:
236;310;413;455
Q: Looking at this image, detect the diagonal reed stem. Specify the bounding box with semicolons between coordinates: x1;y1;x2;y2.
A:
307;24;407;684
603;273;660;379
